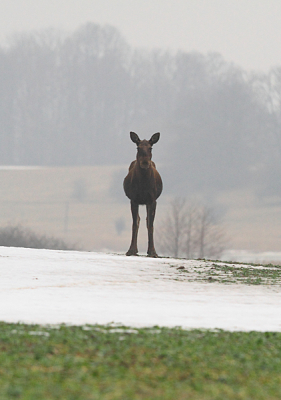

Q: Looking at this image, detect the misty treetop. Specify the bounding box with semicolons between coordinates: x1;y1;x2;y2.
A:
0;22;280;196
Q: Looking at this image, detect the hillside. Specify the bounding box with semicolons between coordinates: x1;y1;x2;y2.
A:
0;246;280;331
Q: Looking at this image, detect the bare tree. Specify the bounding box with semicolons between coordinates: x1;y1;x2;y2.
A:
184;203;198;259
157;197;187;258
157;197;227;259
194;205;226;259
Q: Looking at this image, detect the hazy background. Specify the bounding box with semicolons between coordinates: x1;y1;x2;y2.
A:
1;0;281;72
1;0;281;258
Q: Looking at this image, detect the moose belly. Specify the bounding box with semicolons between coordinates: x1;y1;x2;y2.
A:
133;191;154;205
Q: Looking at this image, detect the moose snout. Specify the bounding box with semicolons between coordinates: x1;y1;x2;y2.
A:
140;159;151;169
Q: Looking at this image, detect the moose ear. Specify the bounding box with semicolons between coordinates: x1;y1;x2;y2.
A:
149;132;160;145
130;131;140;145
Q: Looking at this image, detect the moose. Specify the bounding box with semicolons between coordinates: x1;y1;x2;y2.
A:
123;131;162;257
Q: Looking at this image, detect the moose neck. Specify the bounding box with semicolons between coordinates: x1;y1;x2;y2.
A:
136;161;152;177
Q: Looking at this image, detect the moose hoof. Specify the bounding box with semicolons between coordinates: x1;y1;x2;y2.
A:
147;252;158;258
126;250;138;256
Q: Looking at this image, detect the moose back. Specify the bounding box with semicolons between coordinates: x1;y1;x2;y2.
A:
123;132;162;257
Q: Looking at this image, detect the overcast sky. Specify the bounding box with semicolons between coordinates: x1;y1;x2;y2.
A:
1;0;281;72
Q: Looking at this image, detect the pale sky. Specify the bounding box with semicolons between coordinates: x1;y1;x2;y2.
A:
1;0;281;72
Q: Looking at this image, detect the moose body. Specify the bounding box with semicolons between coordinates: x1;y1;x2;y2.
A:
123;132;162;257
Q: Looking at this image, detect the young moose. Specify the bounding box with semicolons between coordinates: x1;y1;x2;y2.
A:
123;132;162;257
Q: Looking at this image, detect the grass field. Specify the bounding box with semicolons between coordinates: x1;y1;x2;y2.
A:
1;322;281;399
168;260;281;285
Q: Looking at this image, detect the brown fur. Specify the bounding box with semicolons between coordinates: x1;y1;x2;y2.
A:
123;132;162;257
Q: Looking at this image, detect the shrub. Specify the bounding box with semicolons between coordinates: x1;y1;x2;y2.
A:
0;225;77;250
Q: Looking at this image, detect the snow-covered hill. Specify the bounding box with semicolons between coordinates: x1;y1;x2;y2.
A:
0;246;280;331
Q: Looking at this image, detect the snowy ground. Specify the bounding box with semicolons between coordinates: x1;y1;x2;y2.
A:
222;249;281;264
0;246;281;332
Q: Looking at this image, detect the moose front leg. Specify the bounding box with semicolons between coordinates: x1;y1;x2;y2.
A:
146;201;158;257
126;201;140;256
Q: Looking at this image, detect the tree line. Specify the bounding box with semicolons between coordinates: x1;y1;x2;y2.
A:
0;23;281;197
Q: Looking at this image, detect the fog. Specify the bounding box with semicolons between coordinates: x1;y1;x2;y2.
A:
1;23;281;255
1;24;280;194
2;0;281;72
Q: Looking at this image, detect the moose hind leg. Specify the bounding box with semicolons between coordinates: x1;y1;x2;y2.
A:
146;201;158;257
126;201;140;256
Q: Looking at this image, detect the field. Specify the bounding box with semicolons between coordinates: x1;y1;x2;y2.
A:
1;322;281;400
1;247;281;398
1;166;281;256
0;166;130;252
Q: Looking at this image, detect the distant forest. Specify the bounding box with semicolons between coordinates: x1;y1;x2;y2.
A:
1;22;281;196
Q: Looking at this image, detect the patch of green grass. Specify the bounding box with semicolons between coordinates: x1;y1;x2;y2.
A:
208;263;281;285
1;322;281;399
171;261;281;285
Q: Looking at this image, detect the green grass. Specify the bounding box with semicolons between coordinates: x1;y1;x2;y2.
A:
1;323;281;399
208;263;281;285
169;261;281;285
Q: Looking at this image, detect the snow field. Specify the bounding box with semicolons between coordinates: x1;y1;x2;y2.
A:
0;246;281;331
